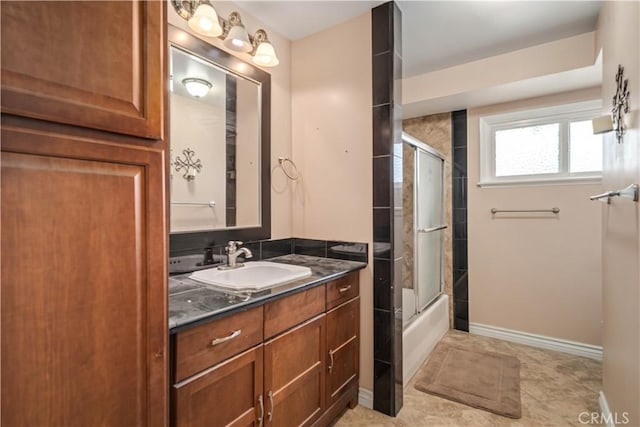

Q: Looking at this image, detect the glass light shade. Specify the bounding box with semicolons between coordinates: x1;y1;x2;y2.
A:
252;41;279;67
224;24;252;53
182;78;212;98
188;4;222;37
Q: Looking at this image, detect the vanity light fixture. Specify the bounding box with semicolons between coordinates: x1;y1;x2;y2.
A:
182;77;212;98
171;0;280;67
223;12;252;53
252;30;279;67
188;2;222;37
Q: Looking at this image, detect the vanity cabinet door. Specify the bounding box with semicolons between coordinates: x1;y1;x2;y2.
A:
1;1;164;140
172;346;263;427
263;315;326;427
326;297;359;408
0;122;167;427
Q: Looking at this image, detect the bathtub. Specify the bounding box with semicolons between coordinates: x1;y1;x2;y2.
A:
402;293;449;385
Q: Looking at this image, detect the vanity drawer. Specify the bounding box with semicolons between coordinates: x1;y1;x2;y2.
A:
174;306;263;382
264;285;326;339
326;273;359;310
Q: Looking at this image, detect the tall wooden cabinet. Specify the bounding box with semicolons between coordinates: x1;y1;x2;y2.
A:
1;2;168;426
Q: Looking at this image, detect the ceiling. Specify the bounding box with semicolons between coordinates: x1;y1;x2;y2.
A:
235;0;603;77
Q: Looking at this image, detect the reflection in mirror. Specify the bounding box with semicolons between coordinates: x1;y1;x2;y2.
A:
170;45;261;233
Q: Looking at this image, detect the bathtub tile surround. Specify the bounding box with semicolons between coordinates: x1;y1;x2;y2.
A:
371;1;404;417
403;112;454;326
451;110;469;331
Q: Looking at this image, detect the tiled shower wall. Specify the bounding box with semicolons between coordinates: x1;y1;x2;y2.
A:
452;110;469;331
403;113;454;326
371;1;403;416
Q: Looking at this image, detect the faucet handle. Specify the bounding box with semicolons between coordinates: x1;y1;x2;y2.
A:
225;240;243;253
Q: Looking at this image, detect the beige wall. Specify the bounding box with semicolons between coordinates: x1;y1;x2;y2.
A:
597;1;640;423
291;13;373;391
468;88;603;346
168;2;293;238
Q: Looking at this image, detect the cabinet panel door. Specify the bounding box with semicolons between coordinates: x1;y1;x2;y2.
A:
264;315;326;427
173;346;263;427
326;298;359;407
1;1;164;139
0;123;167;427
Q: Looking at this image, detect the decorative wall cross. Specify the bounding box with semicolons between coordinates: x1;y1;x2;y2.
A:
612;64;630;144
174;148;203;181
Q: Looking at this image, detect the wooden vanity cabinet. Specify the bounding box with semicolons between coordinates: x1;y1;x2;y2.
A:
264;315;326;427
326;298;360;408
171;272;360;427
173;346;264;427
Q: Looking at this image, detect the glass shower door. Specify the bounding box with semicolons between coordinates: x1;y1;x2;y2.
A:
415;149;445;312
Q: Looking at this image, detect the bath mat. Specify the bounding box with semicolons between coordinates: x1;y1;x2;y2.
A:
414;343;522;418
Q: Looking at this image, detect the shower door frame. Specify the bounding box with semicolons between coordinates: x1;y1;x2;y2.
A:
403;132;447;320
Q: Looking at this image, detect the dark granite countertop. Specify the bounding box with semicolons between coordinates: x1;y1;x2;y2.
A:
169;254;366;333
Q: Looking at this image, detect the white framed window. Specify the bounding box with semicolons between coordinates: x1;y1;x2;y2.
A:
479;100;603;186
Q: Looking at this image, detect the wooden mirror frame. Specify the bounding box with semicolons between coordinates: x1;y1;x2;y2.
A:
168;25;271;254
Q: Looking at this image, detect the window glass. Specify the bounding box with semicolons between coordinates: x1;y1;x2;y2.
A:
569;120;603;173
495;124;560;177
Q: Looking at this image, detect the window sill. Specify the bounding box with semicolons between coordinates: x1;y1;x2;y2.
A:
477;176;602;188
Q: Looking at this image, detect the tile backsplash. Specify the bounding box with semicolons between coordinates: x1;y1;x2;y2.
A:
169;237;367;275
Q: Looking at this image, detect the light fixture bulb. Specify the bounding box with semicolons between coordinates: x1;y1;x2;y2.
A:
188;3;222;37
252;40;279;67
224;24;252;53
182;78;212;98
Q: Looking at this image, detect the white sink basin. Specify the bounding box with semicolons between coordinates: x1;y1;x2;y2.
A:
189;261;312;292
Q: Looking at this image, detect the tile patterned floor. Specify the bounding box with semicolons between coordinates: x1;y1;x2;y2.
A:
336;330;602;426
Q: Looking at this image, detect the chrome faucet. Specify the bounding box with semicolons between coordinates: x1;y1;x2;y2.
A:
220;241;253;270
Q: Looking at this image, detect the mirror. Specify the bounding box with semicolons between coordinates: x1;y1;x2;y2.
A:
168;25;271;247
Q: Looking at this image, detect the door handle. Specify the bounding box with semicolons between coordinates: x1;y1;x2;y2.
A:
417;224;448;233
257;395;264;427
267;390;274;422
328;349;334;373
209;329;241;347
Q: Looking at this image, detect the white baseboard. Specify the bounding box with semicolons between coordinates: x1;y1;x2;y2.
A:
599;391;615;427
469;322;603;360
358;388;373;409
